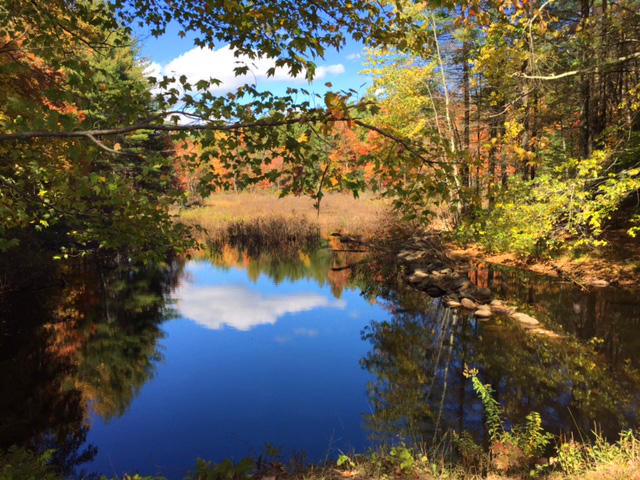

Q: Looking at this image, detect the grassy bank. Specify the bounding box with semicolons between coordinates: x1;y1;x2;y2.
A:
178;191;390;239
5;428;639;480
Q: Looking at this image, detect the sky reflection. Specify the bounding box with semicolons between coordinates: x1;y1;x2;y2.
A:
174;279;346;331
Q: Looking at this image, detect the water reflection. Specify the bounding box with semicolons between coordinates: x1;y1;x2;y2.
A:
470;262;640;369
355;251;640;447
175;281;345;331
0;250;182;476
1;240;640;478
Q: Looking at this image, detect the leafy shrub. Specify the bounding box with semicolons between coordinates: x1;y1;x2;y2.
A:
456;150;640;257
0;447;62;480
463;367;553;473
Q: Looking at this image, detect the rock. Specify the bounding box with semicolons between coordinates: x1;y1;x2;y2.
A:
461;298;478;309
488;299;515;314
491;303;514;314
510;312;540;328
474;307;492;318
398;250;423;262
455;281;473;294
475;287;493;303
424;285;446;297
436;267;453;275
451;277;470;290
590;279;609;287
528;327;560;338
407;269;430;283
446;300;462;308
417;276;437;288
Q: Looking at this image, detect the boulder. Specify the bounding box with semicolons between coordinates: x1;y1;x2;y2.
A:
475;287;493;303
424;285;446;297
527;327;553;337
451;277;470;290
474;307;492;318
510;312;540;328
461;297;478;310
436;267;453;275
398;250;422;262
444;293;460;302
407;269;430;283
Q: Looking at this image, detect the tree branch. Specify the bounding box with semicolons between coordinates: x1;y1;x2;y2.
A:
0;114;455;167
86;134;125;155
516;51;640;80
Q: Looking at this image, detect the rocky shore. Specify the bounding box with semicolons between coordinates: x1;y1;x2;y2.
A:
397;236;560;338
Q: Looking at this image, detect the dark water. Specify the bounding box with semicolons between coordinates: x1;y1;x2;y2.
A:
1;243;639;478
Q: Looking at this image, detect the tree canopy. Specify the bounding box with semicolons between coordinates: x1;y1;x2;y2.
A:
2;0;639;259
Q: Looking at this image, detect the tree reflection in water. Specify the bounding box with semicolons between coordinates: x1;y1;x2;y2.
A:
355;251;640;452
1;238;639;475
0;250;182;476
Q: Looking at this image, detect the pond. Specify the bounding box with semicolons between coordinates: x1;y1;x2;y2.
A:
1;241;639;479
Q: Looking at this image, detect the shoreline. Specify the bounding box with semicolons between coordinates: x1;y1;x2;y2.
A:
443;239;639;289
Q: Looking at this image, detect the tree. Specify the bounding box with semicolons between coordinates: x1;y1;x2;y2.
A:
0;0;428;260
1;0;191;261
357;0;640;254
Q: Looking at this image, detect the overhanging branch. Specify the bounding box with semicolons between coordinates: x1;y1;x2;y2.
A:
0;113;453;166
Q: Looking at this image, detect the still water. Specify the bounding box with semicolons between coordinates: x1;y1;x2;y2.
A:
86;260;382;478
1;242;640;479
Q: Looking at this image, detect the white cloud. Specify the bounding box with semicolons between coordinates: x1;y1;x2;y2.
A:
174;282;345;331
315;64;345;77
146;45;345;94
143;61;162;79
346;53;361;61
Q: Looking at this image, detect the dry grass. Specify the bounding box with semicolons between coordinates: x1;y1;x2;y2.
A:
202;216;322;257
178;191;391;239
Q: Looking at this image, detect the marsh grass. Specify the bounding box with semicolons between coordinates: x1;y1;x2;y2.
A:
204;215;322;258
178;191;390;239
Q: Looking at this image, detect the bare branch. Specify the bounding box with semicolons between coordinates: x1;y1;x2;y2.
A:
86;134;125;155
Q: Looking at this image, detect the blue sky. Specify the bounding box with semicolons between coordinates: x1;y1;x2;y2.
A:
134;21;372;101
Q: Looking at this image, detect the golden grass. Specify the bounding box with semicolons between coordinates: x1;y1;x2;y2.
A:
178;191;391;238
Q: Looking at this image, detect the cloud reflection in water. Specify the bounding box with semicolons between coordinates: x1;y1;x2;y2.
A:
174;283;346;331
